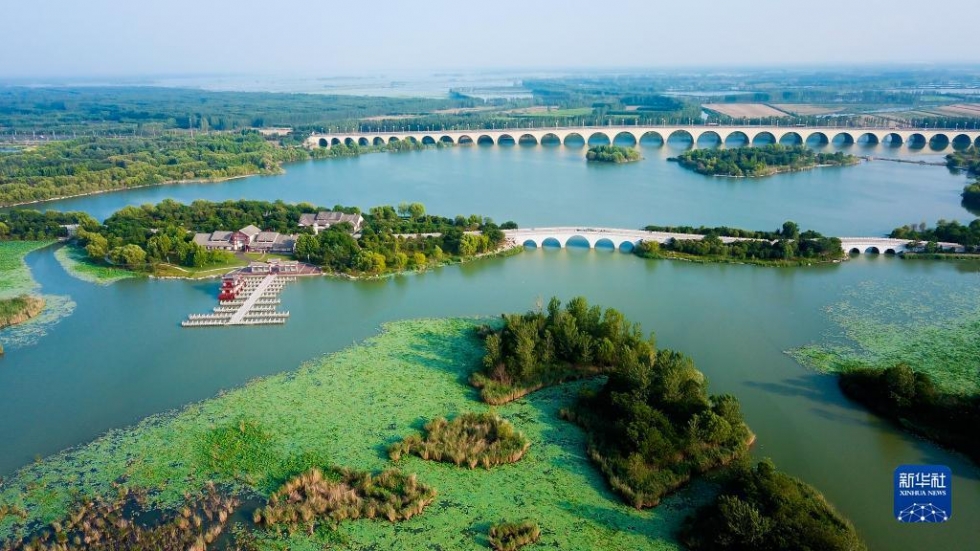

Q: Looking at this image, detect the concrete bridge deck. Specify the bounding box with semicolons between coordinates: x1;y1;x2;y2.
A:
306;124;980;151
504;227;965;255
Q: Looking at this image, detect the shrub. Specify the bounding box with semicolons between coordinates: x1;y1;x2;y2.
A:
389;413;530;468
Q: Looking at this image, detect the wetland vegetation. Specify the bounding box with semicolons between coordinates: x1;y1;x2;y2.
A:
671;145;858;178
388;413;530;468
586;145;641;163
839;364;980;464
488;520;541;551
0;295;44;330
680;459;866;551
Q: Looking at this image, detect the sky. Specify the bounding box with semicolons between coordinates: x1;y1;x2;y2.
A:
2;0;979;78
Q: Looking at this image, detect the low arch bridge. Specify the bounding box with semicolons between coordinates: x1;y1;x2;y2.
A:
505;228;965;255
306;125;980;150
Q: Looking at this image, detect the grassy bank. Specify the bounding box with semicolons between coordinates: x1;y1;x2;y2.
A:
0;241;55;299
0;319;700;549
53;245;137;284
0;295;44;330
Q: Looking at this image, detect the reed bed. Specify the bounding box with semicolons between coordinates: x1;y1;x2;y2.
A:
255;467;436;534
1;483;237;551
488;520;541;551
389;412;530;468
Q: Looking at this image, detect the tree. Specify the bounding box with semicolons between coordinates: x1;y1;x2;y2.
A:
408;202;426;220
780;221;800;240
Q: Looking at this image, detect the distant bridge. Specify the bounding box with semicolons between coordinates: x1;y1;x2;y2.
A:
503;228;965;255
306;125;980;150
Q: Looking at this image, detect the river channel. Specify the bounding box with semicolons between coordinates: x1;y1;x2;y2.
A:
1;142;979;550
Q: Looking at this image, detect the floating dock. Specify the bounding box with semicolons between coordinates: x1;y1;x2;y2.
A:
182;273;296;328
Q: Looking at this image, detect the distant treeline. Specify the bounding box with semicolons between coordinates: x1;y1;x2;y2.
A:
890;219;980;250
636;222;843;264
672;145;858;178
0;133;307;206
0;209;95;241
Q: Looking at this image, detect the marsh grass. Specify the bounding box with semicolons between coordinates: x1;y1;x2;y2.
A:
0;241;54;299
389;413;530;468
0;319;697;550
488;520;541;551
53;245;135;284
1;483;237;551
255;467;436;534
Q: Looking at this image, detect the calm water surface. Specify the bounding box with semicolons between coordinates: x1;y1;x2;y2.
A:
2;145;979;550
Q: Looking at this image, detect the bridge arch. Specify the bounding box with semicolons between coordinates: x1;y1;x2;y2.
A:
778;132;803;146
522;239;538;249
458;135;474;145
929;134;950;150
667;129;694;148
566;235;592;248
518;134;538;146
848;247;861;255
373;137;385;146
358;137;370;147
477;135;494;146
541;133;561;146
806;132;830;147
439;135;454;145
594;238;615;250
696;131;723;148
541;237;562;248
563;133;586;147
318;138;328;147
857;133;879;146
885;248;897;255
619;240;635;252
387;136;400;144
344;137;356;146
866;246;881;254
832;133;855;146
613;131;637;146
724;131;750;147
639;131;665;146
587;132;612;146
751;131;776;146
907;133;926;149
952;134;972;150
883;133;903;147
330;137;341;146
498;134;516;146
421;136;436;145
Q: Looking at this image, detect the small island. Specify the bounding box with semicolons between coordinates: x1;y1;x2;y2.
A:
671;144;859;177
585;145;642;163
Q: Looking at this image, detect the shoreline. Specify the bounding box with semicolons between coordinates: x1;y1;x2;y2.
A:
698;160;860;179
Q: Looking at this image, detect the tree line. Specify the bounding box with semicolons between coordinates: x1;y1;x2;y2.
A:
635;222;844;264
890;219;980;250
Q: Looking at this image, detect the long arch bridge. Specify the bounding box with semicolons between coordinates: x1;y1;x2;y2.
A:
504;227;965;255
306;125;980;150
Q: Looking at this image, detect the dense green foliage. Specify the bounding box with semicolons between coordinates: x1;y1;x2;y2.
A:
839;364;980;463
0;133;310;206
635;222;843;264
254;467;436;532
0;209;96;241
488;520;541;551
946;146;980;176
388;413;530;468
299;205;507;276
585;145;641;163
0;295;44;329
643;221;821;241
473;297;653;404
962;181;980;209
890;219;980;249
680;459;866;551
562;350;752;508
672;145;857;177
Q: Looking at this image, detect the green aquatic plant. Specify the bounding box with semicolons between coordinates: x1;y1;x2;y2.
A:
53;245;135;284
788;277;980;394
0;241;55;299
389;412;530;468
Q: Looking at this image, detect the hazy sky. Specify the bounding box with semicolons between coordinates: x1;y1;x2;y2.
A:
3;0;978;77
